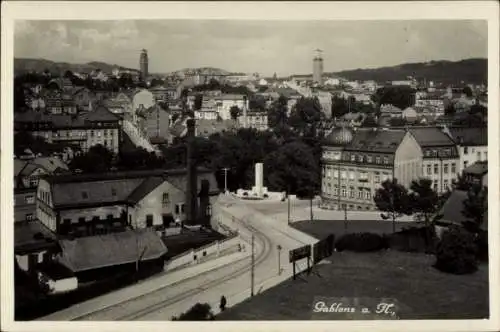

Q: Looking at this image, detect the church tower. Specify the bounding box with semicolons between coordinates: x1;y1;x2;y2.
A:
140;49;149;81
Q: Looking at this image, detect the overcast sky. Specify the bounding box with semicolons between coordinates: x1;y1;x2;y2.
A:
14;20;487;76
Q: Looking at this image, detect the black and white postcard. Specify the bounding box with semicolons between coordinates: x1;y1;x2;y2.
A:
1;1;499;332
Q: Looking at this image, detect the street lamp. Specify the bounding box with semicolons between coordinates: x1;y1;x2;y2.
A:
277;244;282;275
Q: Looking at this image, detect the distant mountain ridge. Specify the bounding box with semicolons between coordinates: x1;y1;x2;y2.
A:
329;58;487;85
14;58;139;76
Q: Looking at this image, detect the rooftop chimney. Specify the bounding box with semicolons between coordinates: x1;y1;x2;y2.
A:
185;118;198;225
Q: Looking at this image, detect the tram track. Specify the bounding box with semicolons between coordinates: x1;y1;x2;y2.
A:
71;207;272;321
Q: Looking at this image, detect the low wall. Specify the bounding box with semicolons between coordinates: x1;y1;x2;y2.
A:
164;234;242;271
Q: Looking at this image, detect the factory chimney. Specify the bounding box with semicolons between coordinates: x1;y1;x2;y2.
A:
185;118;198;225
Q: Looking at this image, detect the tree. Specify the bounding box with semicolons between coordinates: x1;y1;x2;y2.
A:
409;179;442;246
360;115;378;128
374;179;412;233
229;106;241;120
444;103;456;115
194;94;203;111
462;86;473;98
172;303;215;321
288;97;322;134
267;95;288;129
331;95;349;118
264;141;319;197
150;78;164;88
373;86;416;110
69;144;114;173
461;185;487;234
249;95;267;111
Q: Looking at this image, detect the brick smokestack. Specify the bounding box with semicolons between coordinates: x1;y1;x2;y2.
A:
185;118;198;225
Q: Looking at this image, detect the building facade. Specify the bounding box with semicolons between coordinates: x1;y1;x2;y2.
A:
35;169;219;237
214;94;248;120
410;127;460;193
444;126;488;173
320;127;423;211
14;106;121;154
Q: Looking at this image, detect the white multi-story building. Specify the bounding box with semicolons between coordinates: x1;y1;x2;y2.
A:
14;106;121;154
214;94;248;120
410;127;460;193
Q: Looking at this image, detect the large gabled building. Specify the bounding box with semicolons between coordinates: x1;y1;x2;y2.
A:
443;126;488;173
320;127;423;211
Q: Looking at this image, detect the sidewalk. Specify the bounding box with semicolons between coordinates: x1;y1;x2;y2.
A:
38;249;250;321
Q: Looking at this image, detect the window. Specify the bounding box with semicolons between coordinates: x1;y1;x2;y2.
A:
451;163;456;173
327;169;332;178
181;204;185;213
375;156;381;164
25;195;35;204
341;188;347;197
25;214;33;221
333;187;339;195
341;171;347;179
383;157;389;164
90;130;94;137
433;181;438;191
29;177;38;187
350;154;356;162
365;190;372;200
425;150;431;157
357;190;363;199
333;170;339;178
162;193;169;204
464;161;468;168
111;188;117;196
476;152;481;160
349;171;355;180
374;174;380;183
426;165;432;175
367;156;373;163
357;155;363;162
464;147;468;154
434;164;439;174
81;191;88;199
146;215;153;227
349;187;355;198
443;164;449;174
485;151;488;160
443;180;449;191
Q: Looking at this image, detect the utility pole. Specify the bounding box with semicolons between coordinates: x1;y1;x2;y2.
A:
222;168;230;194
287;189;291;225
277;244;282;275
251;234;255;297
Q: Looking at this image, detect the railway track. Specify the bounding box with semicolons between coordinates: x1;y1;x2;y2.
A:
71;209;272;321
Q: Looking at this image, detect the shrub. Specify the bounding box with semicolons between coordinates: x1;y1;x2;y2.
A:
434;226;478;275
476;230;488;262
263;194;269;198
388;226;437;254
172;303;215;321
242;192;248;196
335;233;388;252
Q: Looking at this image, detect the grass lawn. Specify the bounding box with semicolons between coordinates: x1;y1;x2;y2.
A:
292;219;422;240
217;250;489;320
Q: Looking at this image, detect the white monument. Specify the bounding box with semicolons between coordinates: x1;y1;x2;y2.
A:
251;163;268;197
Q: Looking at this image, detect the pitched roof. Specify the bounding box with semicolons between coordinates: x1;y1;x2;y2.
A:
345;128;406;153
84;106;120;122
126;176;165;204
57;229;167;272
52;178;144;208
447;126;487;146
409;127;456;147
15;220;59;255
463;161;488;176
32;157;69;173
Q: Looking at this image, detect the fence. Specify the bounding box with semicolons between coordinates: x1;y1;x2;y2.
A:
164;233;242;271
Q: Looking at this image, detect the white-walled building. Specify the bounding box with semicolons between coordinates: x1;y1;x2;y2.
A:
214;94;248;120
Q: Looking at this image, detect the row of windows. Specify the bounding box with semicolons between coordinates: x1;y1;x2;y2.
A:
323;168;391;183
344;154;391;165
323;185;373;200
90;129;118;137
425;163;457;175
424;148;453;158
38;190;51;205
